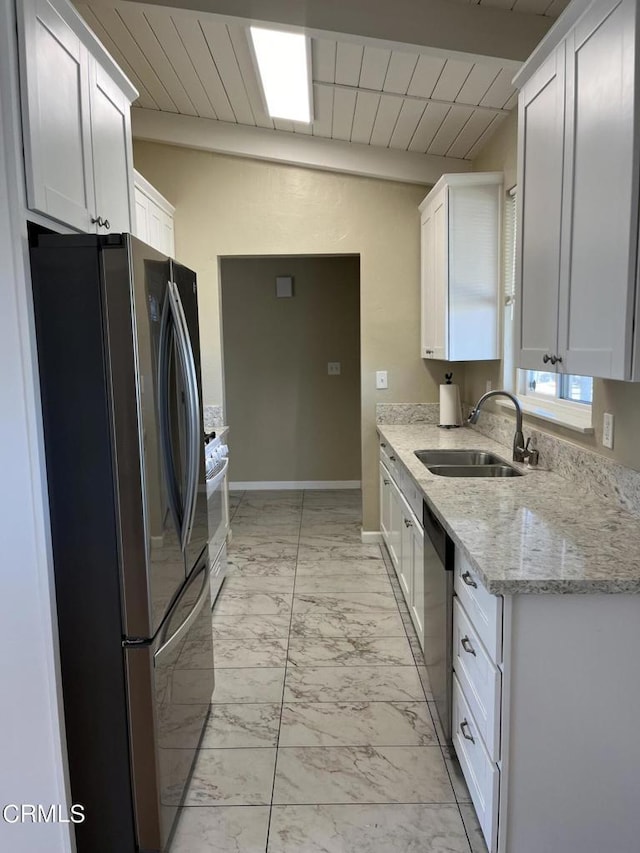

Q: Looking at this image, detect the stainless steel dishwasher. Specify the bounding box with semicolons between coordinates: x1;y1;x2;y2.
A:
423;500;455;743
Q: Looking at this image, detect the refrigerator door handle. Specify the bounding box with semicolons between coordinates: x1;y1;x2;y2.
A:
168;280;201;552
153;565;209;666
157;290;183;540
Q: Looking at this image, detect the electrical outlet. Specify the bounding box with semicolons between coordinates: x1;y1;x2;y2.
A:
376;371;388;390
327;362;341;375
603;412;614;449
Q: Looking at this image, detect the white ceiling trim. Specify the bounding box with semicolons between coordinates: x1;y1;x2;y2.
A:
131;108;472;184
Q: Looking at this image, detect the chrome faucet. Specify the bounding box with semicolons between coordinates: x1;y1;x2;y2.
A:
467;390;539;465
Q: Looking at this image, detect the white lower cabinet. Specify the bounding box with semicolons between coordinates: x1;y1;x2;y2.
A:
452;674;500;846
379;443;424;650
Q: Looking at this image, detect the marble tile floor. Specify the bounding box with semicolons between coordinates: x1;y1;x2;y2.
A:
169;489;487;853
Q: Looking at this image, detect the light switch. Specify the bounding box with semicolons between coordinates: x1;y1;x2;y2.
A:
328;362;341;375
376;370;388;390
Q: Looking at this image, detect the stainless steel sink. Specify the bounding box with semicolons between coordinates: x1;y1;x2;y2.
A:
427;464;522;478
414;448;523;477
415;449;506;466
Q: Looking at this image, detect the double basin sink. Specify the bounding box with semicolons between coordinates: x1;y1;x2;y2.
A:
414;449;523;478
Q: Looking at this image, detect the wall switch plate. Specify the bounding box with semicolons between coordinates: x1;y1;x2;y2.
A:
603;412;614;449
376;370;388;390
327;362;341;375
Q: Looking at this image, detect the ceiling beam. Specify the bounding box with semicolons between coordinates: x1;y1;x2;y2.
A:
108;0;552;64
131;108;472;185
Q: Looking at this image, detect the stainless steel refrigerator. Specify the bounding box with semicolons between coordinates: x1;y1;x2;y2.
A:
30;233;214;852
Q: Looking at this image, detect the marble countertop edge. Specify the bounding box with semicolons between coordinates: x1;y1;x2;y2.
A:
377;424;640;596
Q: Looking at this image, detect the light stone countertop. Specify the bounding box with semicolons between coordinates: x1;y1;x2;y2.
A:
378;424;640;595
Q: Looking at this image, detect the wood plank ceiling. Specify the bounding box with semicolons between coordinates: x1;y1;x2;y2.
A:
75;1;568;163
449;0;570;12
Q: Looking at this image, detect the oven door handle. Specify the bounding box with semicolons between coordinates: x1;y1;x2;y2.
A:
154;565;209;666
206;456;229;493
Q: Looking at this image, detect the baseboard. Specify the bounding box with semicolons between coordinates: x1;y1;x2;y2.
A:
361;530;383;544
229;480;361;490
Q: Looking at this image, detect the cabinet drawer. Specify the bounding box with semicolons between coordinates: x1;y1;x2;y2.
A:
454;550;502;662
452;674;499;852
379;440;400;483
453;597;501;760
402;476;424;524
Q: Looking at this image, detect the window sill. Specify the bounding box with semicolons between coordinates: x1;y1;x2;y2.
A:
495;396;594;435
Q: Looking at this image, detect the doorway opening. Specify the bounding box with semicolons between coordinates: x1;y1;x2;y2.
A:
220;255;361;489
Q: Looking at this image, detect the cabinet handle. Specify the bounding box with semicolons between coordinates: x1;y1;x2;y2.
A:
91;216;111;230
461;636;476;656
542;353;551;364
404;518;412;528
460;719;475;743
461;571;477;588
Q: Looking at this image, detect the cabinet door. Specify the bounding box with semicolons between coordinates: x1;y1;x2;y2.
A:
558;0;637;379
517;46;565;371
162;211;176;259
133;186;149;243
379;462;391;545
89;59;133;233
411;520;424;650
421;187;448;359
399;507;413;602
20;0;94;230
387;478;402;571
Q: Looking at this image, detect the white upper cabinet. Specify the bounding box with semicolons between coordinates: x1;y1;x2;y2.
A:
516;0;640;381
517;48;565;371
18;0;137;233
420;174;502;362
133;170;176;258
89;61;135;234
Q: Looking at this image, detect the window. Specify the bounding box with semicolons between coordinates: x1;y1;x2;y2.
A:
502;187;593;432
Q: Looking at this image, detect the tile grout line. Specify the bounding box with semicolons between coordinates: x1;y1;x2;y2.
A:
265;488;305;851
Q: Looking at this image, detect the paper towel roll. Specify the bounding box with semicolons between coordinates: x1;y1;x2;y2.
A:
439;383;462;427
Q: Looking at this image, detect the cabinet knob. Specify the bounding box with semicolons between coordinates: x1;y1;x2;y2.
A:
542;353;551;364
460;719;475;743
461;636;476;656
550;354;562;365
91;216;111;230
390;455;396;461
383;479;390;486
404;518;412;528
381;442;387;448
461;571;477;589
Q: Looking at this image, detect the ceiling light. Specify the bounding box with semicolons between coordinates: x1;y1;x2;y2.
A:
250;27;312;123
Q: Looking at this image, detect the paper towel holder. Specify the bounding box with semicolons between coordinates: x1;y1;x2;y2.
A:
439;372;463;429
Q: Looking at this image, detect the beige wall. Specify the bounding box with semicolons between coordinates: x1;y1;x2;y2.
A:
221;255;361;483
133;141;445;527
468;111;640;471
